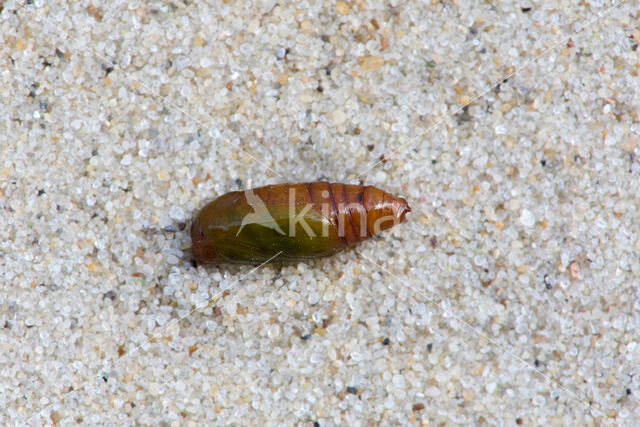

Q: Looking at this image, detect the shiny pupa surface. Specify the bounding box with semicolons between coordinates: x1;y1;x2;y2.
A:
191;182;410;265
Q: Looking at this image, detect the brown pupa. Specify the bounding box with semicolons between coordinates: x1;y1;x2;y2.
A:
191;182;410;264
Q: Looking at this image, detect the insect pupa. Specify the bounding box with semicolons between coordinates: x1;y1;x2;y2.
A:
191;182;410;264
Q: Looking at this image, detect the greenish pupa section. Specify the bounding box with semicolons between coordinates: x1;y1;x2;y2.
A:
193;190;343;264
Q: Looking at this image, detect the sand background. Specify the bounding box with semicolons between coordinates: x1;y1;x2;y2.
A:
1;0;639;425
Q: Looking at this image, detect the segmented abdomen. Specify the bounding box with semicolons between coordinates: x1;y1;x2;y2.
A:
302;182;410;248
